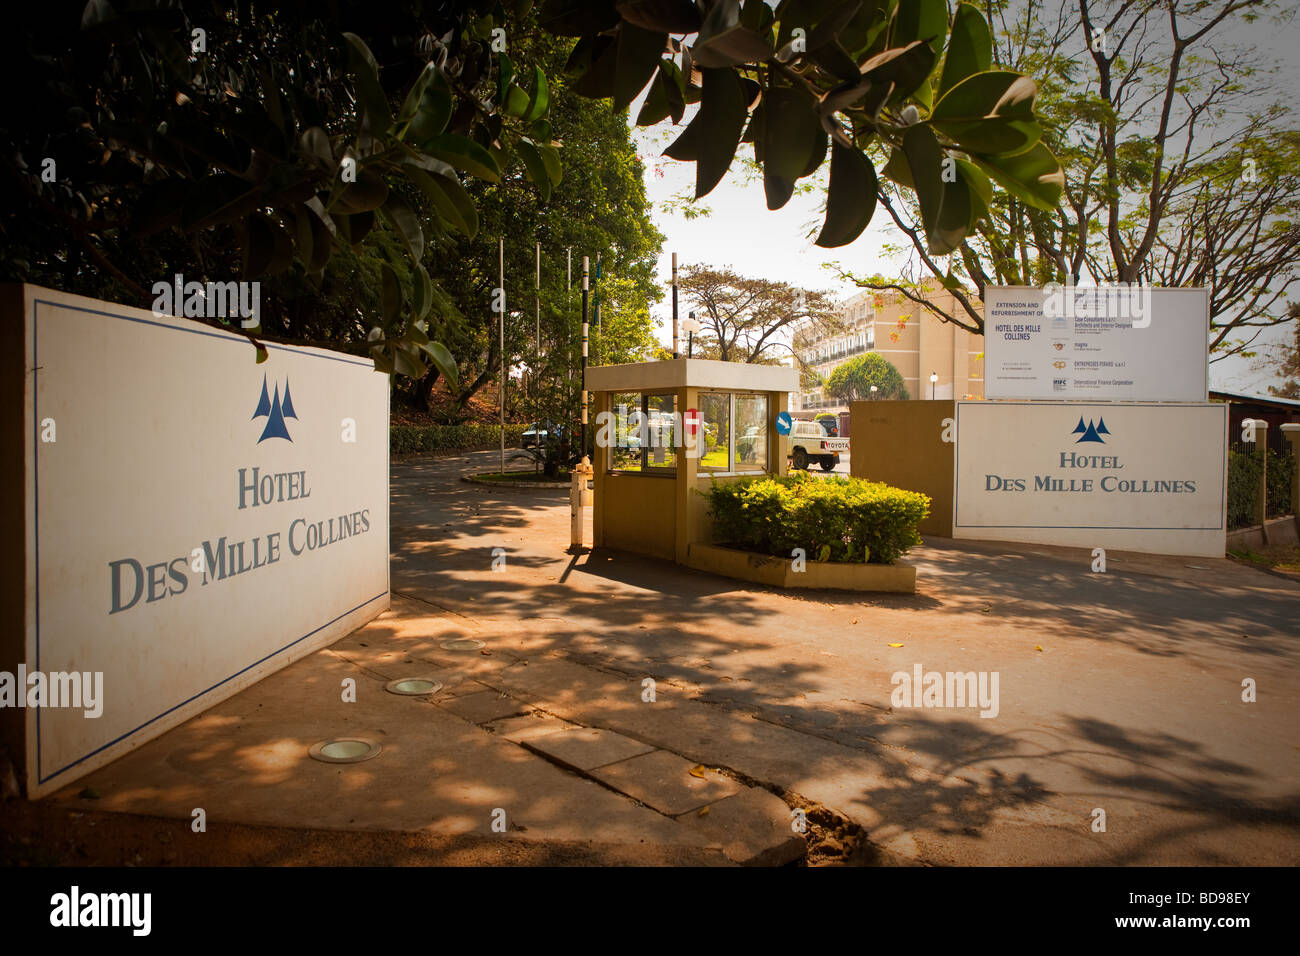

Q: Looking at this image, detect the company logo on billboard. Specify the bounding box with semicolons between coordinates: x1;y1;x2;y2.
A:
1052;378;1068;392
253;374;298;443
1052;342;1065;351
1052;360;1067;369
1072;416;1110;444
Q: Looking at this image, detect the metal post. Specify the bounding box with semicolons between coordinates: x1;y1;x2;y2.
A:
593;253;601;367
499;237;505;474
535;241;541;378
671;252;679;359
581;256;589;457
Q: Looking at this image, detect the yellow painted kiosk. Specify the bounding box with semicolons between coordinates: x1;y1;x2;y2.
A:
585;358;798;565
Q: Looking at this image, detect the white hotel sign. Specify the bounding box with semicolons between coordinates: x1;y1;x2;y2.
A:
5;285;390;797
983;285;1209;402
953;402;1227;557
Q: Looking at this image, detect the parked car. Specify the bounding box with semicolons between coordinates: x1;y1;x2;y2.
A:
521;421;564;448
787;419;848;471
814;413;839;437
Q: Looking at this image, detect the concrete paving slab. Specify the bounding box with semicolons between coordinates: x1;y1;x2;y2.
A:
438;690;532;725
678;788;807;866
522;727;656;771
485;713;580;742
591;751;743;816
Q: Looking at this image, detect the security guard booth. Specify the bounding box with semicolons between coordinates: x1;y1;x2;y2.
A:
585;358;799;565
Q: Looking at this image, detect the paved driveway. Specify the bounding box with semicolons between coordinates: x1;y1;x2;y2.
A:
390;450;1300;865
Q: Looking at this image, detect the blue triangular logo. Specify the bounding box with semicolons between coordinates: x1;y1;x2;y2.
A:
253;376;272;419
253;377;296;442
1074;418;1107;444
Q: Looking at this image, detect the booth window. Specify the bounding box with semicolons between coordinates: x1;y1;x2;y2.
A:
697;392;768;473
644;393;677;472
699;392;730;471
734;394;768;471
609;392;677;474
611;392;642;471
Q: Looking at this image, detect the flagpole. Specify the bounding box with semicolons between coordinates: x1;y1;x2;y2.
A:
499;237;505;475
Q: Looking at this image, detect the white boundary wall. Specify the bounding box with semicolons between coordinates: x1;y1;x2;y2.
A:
6;285;390;797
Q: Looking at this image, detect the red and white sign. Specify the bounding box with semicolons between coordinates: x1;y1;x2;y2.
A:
684;408;701;436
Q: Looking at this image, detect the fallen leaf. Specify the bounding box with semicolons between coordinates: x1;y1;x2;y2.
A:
980;605;992;613
688;764;709;778
887;643;904;648
698;806;711;817
852;618;858;624
1035;645;1044;652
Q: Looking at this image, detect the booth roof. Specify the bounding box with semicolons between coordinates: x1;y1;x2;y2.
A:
585;358;799;394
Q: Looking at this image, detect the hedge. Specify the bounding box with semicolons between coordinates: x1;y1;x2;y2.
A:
703;471;931;565
391;423;528;454
1227;448;1295;528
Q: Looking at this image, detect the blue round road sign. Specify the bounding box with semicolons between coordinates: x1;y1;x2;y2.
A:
776;411;793;436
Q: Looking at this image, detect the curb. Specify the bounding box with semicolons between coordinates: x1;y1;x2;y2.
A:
461;473;570;489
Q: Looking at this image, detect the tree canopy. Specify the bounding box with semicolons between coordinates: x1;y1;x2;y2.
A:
825;352;909;401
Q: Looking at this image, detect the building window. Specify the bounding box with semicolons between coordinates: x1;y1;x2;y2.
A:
609;392;677;474
699;392;730;471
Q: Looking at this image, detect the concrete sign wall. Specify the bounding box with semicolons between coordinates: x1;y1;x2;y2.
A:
3;285;389;796
953;401;1227;557
983;286;1209;401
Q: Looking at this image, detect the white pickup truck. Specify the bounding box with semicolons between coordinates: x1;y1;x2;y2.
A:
787;420;849;471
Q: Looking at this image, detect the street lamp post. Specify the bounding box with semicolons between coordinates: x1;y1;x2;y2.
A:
681;312;701;358
929;371;938;400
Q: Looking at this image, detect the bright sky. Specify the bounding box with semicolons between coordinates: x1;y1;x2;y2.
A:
626;9;1300;399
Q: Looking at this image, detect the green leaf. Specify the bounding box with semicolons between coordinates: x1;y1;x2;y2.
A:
573;35;619;100
517;138;552;202
380;197;424;262
405;167;479;238
859;41;936;103
496;52;516;110
255;345;269;364
412;264;433;321
332;167;389;214
930;70;1041;155
931;71;1037;122
538;143;563;186
761;85;820;210
815;142;877;248
418;133;501;182
397;62;439;125
616;0;702;33
689;67;749;198
394;345;425;378
692;0;773;69
956;158;992;224
892;0;948;57
638;58;687;125
403;70;452;143
343;32;393;133
420;341;459;388
969;141;1065;211
615;23;668;112
381;262;401;324
181;175;261;232
299;127;334;176
523;67;550;122
939;4;993;96
901;124;944;240
541;0;621;36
